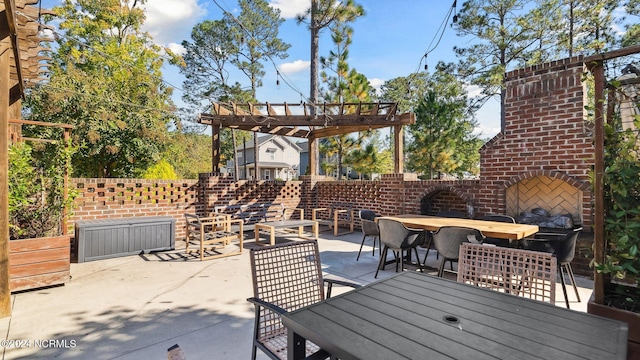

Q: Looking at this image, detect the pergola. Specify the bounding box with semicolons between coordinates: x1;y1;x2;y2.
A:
1;0;52;317
198;101;415;175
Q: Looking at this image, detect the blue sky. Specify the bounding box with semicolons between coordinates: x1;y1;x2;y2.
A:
41;0;502;138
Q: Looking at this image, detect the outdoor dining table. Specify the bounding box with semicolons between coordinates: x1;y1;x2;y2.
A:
381;214;540;242
281;272;628;360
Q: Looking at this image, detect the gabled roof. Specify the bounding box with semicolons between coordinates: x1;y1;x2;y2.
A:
237;134;303;151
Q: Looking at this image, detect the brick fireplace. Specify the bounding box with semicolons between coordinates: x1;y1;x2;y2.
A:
476;57;594;228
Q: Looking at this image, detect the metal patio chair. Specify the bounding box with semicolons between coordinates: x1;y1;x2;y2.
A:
374;218;425;278
479;214;516;247
432;226;485;277
522;227;583;308
247;240;360;360
357;209;380;261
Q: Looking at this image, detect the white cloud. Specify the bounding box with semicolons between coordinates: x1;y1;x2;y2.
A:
369;77;384;93
167;42;186;56
141;0;207;46
465;84;483;98
279;60;310;74
269;0;309;19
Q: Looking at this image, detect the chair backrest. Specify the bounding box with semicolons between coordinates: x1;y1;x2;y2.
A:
480;214;516;223
432;226;484;259
457;243;557;303
359;210;379;236
359;209;377;221
552;227;582;264
377;218;424;249
332;203;353;221
250;240;325;339
437;210;469;219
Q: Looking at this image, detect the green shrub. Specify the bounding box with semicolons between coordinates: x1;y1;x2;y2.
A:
9;141;76;239
141;159;178;180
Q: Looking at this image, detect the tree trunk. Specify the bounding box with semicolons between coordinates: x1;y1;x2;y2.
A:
310;0;320;176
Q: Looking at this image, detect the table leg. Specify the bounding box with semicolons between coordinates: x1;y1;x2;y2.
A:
254;224;276;246
298;226;303;238
269;227;275;245
313;221;318;239
254;224;261;245
287;329;306;360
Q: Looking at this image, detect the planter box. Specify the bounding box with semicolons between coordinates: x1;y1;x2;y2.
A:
588;294;640;360
9;235;71;292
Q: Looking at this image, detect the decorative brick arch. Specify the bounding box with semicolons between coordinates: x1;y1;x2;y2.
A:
501;170;590;192
419;184;476;218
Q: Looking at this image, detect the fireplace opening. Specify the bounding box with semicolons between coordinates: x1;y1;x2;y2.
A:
420;188;474;218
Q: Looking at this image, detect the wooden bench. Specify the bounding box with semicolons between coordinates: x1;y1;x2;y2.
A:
312;203;355;236
213;203;289;225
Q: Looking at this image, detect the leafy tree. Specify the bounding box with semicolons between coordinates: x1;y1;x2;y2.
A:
523;0;564;64
404;68;480;178
142;159;178;180
180;19;254;178
180;20;244;111
622;0;640;47
454;0;537;130
378;71;432;113
26;0;176;178
181;0;289;179
9;141;76;239
551;0;620;57
227;0;290;179
319;21;374;179
159;132;211;179
345;132;393;179
297;0;365;174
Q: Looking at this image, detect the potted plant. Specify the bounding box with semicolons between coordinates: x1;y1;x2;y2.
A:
8;140;76;292
589;112;640;358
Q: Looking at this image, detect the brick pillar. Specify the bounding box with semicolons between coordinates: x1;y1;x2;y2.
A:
299;175;331;219
379;174;414;215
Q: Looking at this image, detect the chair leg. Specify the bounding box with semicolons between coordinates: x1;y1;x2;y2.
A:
357;234;367;261
372;236;377;256
565;263;581;302
395;250;401;272
421;237;432;265
413;247;424;273
559;265;570;309
375;246;389;278
437;258;446;277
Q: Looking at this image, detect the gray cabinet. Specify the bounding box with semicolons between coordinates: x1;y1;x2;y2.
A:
75;217;175;262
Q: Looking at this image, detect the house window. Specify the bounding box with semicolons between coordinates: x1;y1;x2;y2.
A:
266;147;276;160
265;169;270;180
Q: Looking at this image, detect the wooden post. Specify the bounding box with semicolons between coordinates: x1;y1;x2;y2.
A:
591;60;606;305
211;124;220;174
309;135;317;176
393;124;403;173
62;129;70;235
0;27;11;317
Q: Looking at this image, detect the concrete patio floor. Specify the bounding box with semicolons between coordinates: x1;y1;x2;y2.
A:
1;230;594;360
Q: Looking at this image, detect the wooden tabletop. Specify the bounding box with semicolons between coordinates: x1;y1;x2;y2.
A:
282;272;628;360
380;214;539;240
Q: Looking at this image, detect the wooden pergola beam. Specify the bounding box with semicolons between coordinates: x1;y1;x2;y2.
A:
199;102;415;176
